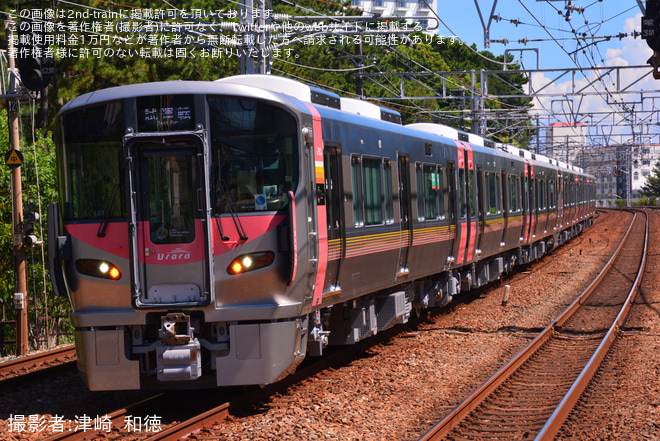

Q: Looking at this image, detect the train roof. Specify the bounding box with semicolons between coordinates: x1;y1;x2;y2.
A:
59;80;308;114
215;74;342;109
58;75;590;178
217;75;403;124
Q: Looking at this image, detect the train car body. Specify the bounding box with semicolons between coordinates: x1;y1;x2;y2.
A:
48;75;595;390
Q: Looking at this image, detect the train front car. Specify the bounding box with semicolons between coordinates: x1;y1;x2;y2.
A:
48;81;317;390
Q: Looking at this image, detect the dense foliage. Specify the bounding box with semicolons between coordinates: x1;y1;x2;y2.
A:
4;0;532;136
0;110;71;354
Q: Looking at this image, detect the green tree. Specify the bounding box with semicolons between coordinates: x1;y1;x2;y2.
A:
3;0;532;140
0;110;70;353
640;162;660;197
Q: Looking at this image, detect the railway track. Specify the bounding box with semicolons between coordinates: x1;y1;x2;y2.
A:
40;319;411;440
0;345;76;389
419;209;648;441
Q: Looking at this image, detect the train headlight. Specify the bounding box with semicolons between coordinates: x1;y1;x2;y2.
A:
76;259;122;280
227;252;274;275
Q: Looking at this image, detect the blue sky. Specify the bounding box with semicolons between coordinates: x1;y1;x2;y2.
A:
434;1;647;71
427;1;655;142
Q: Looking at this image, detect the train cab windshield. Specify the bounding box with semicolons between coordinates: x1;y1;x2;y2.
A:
56;95;300;222
56;101;126;221
208;96;299;213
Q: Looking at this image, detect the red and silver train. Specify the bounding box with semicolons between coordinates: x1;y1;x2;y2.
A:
48;75;595;390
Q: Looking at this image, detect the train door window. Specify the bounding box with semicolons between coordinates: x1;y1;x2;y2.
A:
363;157;384;226
416;164;425;221
425;165;437;220
438;167;445;219
572;182;575;206
497;173;503;213
501;171;508;214
459;168;467;219
351;155;364;227
144;151;196;244
469;170;476;218
549;180;556;209
509;175;519;213
539;179;546;211
529;176;536;214
447;163;456;221
324;146;343;232
384;159;394;225
487;172;498;215
483;172;490;215
477;167;485;217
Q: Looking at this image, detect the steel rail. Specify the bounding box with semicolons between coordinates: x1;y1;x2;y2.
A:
142;402;231;441
535;209;649;439
0;345;75;376
0;345;76;388
418;210;641;441
42;394;165;441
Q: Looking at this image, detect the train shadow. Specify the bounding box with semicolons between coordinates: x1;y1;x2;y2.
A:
0;370;157;421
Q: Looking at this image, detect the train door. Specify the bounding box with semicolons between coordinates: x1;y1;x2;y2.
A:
475;166;485;259
455;142;477;265
397;154;412;276
557;173;564;229
500;170;509;246
323;145;345;291
126;137;212;307
447;162;458;264
529;166;536;240
521;161;532;243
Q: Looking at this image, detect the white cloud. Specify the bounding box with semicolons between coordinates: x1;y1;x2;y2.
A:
526;12;658;146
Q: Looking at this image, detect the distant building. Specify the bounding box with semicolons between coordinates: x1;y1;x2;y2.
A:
351;0;437;34
579;144;660;205
545;122;587;165
545;122;660;204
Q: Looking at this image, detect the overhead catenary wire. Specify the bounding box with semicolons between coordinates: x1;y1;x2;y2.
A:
11;0;654;148
517;1;640;137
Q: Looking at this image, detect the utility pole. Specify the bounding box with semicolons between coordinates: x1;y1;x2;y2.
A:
239;0;272;75
5;21;29;356
356;40;364;97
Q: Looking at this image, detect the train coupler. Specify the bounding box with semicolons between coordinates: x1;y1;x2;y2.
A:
156;313;202;381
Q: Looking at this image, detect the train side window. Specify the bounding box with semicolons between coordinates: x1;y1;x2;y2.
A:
363;157;384;226
384;159;394;225
351;155;364;227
